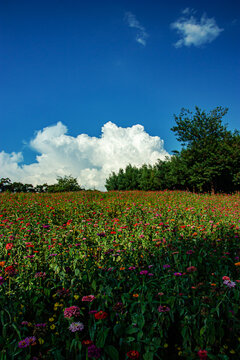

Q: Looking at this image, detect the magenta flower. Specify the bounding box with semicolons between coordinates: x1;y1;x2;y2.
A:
139;270;148;275
64;306;80;318
82;295;96;302
18;336;36;348
88;344;101;359
158;305;170;313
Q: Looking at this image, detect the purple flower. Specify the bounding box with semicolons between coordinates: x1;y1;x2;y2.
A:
88;344;102;359
163;264;170;269
174;272;182;276
97;232;106;237
139;270;148;275
69;322;84;332
223;280;236;288
128;266;136;270
0;276;4;285
18;336;36;348
158;305;170;313
35;323;46;327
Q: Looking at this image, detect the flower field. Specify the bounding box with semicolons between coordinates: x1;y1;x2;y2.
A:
0;190;240;360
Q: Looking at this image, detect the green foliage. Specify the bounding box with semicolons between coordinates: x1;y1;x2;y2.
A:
47;175;82;193
105;106;240;193
0;176;82;193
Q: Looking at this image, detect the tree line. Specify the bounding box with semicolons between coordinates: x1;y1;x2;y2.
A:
105;106;240;193
0;175;82;193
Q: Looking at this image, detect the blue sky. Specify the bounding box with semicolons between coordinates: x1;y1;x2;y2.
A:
0;0;239;189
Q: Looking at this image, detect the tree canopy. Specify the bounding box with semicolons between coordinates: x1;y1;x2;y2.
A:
105;106;240;193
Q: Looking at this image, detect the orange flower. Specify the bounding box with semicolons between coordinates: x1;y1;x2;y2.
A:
132;294;139;298
0;261;5;267
234;262;240;266
120;267;125;270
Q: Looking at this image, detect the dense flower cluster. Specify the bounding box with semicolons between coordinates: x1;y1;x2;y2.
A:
18;336;36;348
64;306;80;318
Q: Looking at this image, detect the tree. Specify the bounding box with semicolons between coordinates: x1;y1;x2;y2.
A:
171;106;236;193
48;176;82;192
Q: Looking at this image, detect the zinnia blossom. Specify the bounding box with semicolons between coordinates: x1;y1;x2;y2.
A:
18;336;36;348
187;266;197;273
223;280;236;288
94;311;108;320
64;306;80;318
4;265;17;275
158;305;170;313
127;350;140;359
88;344;101;359
198;349;208;359
69;322;84;332
5;243;13;250
82;339;93;346
82;295;96;302
139;270;148;275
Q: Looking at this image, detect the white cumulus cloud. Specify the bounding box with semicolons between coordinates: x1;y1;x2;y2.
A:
125;12;148;46
0;122;169;191
171;8;223;48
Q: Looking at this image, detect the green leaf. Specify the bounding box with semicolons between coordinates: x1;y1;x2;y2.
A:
105;345;119;360
143;352;154;360
96;328;109;347
91;279;96;291
200;326;206;337
126;337;135;343
12;323;22;340
125;327;139;335
113;323;125;337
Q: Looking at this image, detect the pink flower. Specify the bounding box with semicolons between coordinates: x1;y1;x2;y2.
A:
158;305;170;312
198;349;208;359
64;306;80;318
82;295;96;302
139;270;148;275
187;266;197;273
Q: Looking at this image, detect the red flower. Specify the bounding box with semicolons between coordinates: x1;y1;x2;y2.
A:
198;349;208;359
127;350;140;359
6;243;13;250
82;339;93;347
94;311;108;320
5;265;17;275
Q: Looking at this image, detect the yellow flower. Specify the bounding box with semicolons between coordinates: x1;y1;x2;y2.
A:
50;324;56;330
164;343;168;348
178;351;182;356
74;295;79;300
230;350;235;354
38;338;44;344
49;317;54;322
